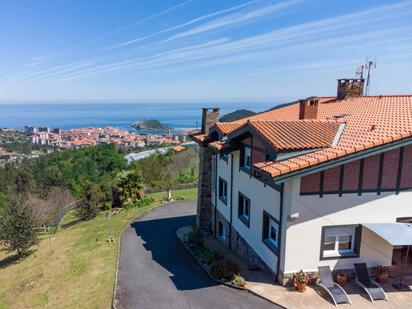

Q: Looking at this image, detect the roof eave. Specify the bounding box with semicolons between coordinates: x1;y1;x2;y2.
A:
271;136;412;184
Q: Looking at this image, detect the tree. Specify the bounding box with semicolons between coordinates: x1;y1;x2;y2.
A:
13;165;36;194
75;182;101;221
114;169;144;207
0;192;6;210
0;198;39;256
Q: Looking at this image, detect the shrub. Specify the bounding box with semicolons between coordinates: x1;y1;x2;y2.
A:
204;249;224;265
122;196;155;210
186;226;204;249
231;274;246;287
0;198;39;256
196;247;223;266
136;196;155;208
210;259;240;281
75;182;100;221
175;196;185;200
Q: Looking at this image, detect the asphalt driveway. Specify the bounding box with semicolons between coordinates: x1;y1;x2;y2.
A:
114;200;280;309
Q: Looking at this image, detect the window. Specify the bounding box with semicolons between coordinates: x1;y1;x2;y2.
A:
218;177;228;204
320;225;361;259
220;153;228;161
241;146;251;171
218;221;226;241
262;211;279;255
238;193;251;227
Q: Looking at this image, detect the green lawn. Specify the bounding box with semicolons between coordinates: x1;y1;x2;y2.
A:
0;188;197;309
149;187;198;203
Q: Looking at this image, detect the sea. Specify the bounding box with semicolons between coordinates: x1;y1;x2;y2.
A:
0;102;276;132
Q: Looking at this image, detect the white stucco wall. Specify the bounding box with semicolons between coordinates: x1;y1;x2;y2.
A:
282;177;412;274
230;151;281;272
216;154;231;220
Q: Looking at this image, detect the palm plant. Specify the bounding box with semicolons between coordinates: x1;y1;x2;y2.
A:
115;169;144;207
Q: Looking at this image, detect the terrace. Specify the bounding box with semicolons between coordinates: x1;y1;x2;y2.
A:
187;230;412;308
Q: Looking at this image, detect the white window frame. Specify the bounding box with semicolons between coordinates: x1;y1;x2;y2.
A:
322;226;356;258
267;218;279;249
244;146;251;170
218;177;228;204
262;211;279;255
238;193;251;227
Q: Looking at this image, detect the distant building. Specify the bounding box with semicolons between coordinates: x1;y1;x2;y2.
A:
38;127;51;133
24;126;38;134
52;128;63;134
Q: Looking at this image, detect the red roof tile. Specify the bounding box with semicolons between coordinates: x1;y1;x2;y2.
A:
210;95;412;178
244;119;340;151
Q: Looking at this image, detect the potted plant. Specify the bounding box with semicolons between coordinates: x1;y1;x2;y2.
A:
374;265;389;283
335;271;347;286
292;270;308;292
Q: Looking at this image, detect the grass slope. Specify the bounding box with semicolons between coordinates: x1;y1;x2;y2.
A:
0;188;197;309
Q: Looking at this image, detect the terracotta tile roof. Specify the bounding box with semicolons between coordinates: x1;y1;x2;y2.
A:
210;95;412;178
209;141;231;151
241;119;341;151
171;145;186;152
214;122;244;135
190;132;207;142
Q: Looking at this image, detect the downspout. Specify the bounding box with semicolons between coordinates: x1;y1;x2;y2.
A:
276;183;284;282
228;153;234;249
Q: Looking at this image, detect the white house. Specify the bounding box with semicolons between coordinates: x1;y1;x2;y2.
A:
192;78;412;284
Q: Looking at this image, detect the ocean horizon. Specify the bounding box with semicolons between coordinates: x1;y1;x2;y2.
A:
0;102;277;131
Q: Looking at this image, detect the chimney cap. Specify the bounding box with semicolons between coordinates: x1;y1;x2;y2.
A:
337;78;365;82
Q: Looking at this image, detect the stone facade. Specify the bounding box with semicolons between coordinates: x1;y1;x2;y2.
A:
201;108;219;134
196;108;220;229
337;78;364;100
214;208;276;279
197;146;214;228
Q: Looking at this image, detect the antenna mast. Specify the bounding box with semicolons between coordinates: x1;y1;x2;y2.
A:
364;57;377;95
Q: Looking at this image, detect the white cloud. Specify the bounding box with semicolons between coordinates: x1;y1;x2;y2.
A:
108;0;261;49
165;0;303;42
6;0;412;83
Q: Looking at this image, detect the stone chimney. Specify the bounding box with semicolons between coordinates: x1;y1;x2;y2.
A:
197;108;220;230
299;96;319;120
337;78;364;100
201;108;220;134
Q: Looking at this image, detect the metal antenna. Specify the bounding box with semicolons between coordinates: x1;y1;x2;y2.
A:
355;64;365;79
365;57;377;95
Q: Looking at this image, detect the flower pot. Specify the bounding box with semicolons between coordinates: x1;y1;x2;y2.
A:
335;272;347;286
377;270;389;283
295;281;307;292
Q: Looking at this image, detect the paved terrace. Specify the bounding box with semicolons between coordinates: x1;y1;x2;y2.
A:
201;233;412;308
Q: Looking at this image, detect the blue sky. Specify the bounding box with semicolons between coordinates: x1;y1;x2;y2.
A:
0;0;412;103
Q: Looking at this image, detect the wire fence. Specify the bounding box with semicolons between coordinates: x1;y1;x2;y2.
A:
35;200;79;234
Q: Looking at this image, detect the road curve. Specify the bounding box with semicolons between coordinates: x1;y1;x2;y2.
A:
115;201;280;309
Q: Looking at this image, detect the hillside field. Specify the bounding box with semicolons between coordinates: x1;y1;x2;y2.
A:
0;188;197;309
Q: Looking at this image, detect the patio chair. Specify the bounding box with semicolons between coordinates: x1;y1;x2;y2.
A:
354;263;389;302
318;266;352;306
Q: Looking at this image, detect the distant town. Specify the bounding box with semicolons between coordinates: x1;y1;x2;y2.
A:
0;125;195;166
